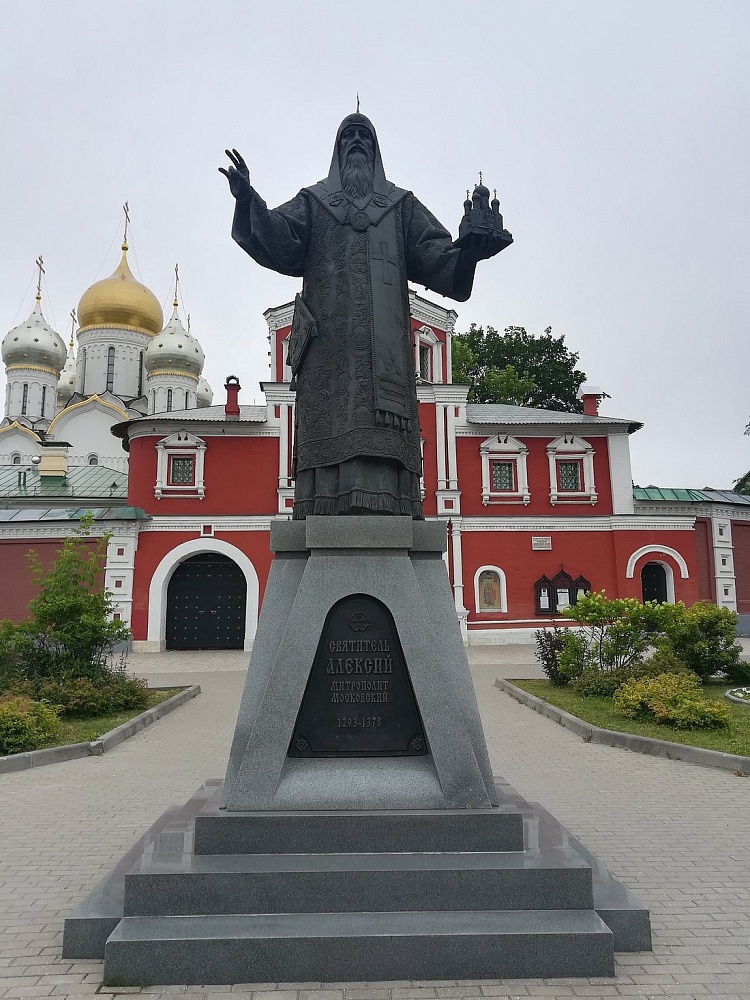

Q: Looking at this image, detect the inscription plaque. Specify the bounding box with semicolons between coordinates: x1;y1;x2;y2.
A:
288;594;427;757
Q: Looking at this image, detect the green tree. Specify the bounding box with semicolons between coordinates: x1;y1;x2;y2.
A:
732;470;750;495
452;324;588;411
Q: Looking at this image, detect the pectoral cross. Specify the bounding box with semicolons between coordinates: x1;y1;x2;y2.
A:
371;240;399;286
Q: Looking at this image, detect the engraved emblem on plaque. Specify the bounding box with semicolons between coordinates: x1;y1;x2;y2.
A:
289;594;427;757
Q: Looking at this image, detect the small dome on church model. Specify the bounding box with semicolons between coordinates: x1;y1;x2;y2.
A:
57;343;77;403
145;302;205;379
2;297;67;373
77;243;163;336
196;375;213;407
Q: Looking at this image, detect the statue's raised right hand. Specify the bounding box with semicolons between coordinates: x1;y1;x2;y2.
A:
219;149;252;201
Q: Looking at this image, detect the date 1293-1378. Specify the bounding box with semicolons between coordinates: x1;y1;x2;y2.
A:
337;716;382;729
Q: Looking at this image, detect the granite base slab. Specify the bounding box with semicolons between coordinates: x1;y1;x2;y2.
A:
64;777;651;975
104;908;615;985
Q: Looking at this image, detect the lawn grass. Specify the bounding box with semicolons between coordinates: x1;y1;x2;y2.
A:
509;678;750;758
56;688;183;745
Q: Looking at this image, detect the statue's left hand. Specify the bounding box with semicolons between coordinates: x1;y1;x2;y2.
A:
459;231;508;264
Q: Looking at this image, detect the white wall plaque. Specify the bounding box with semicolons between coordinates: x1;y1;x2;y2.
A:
531;536;552;551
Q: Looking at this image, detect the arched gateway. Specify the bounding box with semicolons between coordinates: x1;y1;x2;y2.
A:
166;552;247;650
147;538;259;651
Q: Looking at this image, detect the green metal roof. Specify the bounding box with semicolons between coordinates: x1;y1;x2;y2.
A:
0;464;127;501
0;506;149;522
633;486;750;506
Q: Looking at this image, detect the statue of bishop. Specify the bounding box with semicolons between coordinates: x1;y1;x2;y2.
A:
221;113;509;519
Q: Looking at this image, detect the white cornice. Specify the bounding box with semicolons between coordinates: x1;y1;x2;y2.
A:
408;290;457;332
455;424;627;438
635;502;750;522
459;515;696;532
417;384;470;404
141;516;273;532
125;422;279;442
0;522;140;539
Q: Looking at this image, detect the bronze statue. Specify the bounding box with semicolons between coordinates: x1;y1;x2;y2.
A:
220;113;511;519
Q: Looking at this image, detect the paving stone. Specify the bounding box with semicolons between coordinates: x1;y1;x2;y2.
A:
1;651;749;999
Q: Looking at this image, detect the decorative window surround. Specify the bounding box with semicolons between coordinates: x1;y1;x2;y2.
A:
480;435;530;506
414;326;441;384
474;565;508;614
547;434;597;506
155;430;206;499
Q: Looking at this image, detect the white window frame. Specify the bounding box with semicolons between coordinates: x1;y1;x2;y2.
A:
414;325;441;384
547;434;597;506
480;434;530;505
155;430;206;499
473;565;508;614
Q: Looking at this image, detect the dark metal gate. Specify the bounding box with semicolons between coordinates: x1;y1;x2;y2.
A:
641;562;668;604
166;553;246;650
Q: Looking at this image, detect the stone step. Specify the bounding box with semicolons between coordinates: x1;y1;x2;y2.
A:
104;908;615;985
123;847;593;916
194;805;524;855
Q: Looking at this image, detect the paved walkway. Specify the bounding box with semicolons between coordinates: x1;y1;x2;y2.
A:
1;647;748;1000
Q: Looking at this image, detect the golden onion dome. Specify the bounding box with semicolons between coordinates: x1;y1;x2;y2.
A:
77;242;163;336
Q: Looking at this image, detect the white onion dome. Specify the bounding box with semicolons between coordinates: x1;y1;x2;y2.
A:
196;375;213;407
57;342;77;403
2;297;67;374
77;242;163;336
145;302;205;379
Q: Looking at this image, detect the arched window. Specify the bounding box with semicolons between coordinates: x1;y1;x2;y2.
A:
167;388;173;412
106;347;116;392
41;384;47;416
21;383;28;415
474;566;508;614
11;453;21;465
80;347;87;389
87;454;99;466
138;350;144;396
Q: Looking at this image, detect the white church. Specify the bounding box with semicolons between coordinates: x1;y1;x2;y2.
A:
0;246;213;471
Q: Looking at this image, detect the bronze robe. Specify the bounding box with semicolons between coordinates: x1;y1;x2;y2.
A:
231;181;477;517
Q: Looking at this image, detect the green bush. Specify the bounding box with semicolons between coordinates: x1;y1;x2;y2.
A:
534;625;569;685
724;659;750;685
660;602;743;682
561;592;663;672
573;646;689;698
32;675;149;718
613;672;730;729
0;695;62;755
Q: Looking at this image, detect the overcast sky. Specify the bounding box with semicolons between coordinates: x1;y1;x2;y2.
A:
2;1;749;489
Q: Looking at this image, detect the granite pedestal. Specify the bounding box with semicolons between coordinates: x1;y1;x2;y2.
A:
64;517;651;983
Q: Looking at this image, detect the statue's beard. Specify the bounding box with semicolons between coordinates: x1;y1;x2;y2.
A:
339;148;374;199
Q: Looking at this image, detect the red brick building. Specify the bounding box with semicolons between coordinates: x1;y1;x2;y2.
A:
3;291;748;648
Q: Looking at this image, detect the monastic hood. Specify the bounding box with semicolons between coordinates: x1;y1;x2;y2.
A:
325;113;389;197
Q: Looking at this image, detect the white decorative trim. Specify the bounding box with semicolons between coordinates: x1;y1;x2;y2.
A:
408;290;457;333
480;434;530;506
459;516;696;532
141;515;272;532
146;538;260;651
625;545;689;580
473;565;508;614
155;430;206;499
547;434;597;506
414;326;442;384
